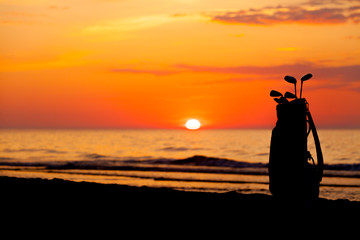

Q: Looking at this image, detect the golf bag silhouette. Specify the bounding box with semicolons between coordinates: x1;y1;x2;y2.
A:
269;78;324;200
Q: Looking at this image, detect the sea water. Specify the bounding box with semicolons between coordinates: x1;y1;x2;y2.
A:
1;129;360;201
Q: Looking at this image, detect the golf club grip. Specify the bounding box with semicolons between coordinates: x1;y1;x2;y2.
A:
307;110;324;181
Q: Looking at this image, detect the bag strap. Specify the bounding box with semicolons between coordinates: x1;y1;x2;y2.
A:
306;110;324;182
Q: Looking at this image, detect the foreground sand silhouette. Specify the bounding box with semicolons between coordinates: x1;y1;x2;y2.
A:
1;176;359;220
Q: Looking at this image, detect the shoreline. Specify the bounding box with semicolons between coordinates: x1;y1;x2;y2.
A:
1;176;360;218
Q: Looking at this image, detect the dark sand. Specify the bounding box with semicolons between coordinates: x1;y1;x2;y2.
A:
1;176;359;218
3;176;359;236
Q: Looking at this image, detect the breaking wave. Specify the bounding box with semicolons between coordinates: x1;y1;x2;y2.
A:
1;155;360;178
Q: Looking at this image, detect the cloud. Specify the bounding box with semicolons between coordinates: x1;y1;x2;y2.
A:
345;35;360;39
175;63;360;82
174;63;315;75
111;68;180;76
83;15;174;33
111;63;360;83
83;14;202;34
209;2;360;25
349;12;360;23
304;0;358;6
176;63;360;92
111;63;360;92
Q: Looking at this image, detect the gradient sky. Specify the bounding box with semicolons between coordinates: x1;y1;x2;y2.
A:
1;0;360;129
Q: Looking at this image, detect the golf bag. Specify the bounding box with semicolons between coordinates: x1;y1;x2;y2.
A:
269;98;324;200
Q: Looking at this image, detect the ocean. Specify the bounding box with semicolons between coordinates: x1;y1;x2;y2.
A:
1;129;360;201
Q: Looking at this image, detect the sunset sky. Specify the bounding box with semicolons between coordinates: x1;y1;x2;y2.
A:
1;0;360;129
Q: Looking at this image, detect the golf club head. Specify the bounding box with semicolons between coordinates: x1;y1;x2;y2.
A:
270;90;283;97
284;75;297;84
280;96;289;103
301;73;312;82
284;91;297;99
274;96;289;104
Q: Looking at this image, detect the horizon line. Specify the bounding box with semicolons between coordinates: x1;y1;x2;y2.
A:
1;126;360;130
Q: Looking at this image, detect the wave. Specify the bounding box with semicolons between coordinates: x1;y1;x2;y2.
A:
158;147;207;152
0;154;359;169
3;148;67;154
324;163;360;171
170;155;267;168
1;155;360;178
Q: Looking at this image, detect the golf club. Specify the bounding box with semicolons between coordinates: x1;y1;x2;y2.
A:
284;91;297;99
270;90;283;97
300;73;312;99
284;76;297;97
274;96;289;104
280;96;289;103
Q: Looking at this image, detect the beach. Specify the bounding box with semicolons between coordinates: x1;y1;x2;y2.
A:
2;129;360;225
2;129;360;201
2;176;360;220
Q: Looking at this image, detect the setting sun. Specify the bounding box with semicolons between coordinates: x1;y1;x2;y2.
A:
185;119;201;130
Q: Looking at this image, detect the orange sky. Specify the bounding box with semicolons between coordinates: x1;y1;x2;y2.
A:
1;0;360;129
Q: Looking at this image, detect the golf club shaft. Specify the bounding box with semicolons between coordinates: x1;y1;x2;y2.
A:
300;81;303;98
